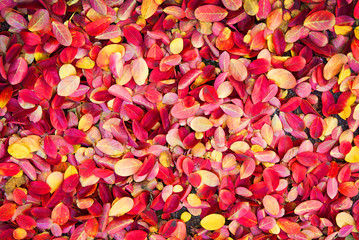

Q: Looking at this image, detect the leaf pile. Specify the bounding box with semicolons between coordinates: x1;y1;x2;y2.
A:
1;0;359;239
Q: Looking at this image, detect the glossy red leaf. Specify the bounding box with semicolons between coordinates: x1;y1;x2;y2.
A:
84;18;111;36
28;181;51;195
0;162;20;176
123;25;143;46
49;108;68;131
64;128;86;145
178;69;202;90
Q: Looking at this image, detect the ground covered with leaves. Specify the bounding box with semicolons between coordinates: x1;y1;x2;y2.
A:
1;0;359;239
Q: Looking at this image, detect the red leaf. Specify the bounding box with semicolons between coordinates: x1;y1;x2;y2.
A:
236;211;258;228
297;152;319;167
52;21;72;46
338;182;359;197
62;174;79;193
310;117;324;139
0;203;17;221
351;38;359;61
8;57;28;85
178;69;202;89
273;29;285;56
84;18;111;36
0;162;20;176
125;230;147;240
84;218;99;237
70;223;88;240
284;56;306;72
64;128;86;145
89;0;107;15
247;58;270;75
49;108;68;131
194;5;228;22
280;97;301;112
202;85;218;103
28;181;51;195
303;10;335;31
123;25;143;46
28;9;50;32
263;168;279;192
16;215;36;230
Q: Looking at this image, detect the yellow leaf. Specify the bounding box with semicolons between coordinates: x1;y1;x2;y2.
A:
79;175;100;187
345;146;359;163
243;0;259;16
338;65;351;84
323;117;338;136
269;224;280;234
200;214;225;230
334;25;352;36
46;171;63;193
76;57;95;69
190;117;213;132
336;212;356;228
251;145;264;152
96;44;125;70
355;26;359;39
141;0;159;19
338;105;351;120
230;141;250;153
131;58;148;86
181;212;191;222
173;185;183;192
78;114;94;131
59;64;77;79
195;170;219;187
8;143;31;159
64;165;78;179
187;193;201;207
170;38;184;54
20;135;41;152
109;197;134;216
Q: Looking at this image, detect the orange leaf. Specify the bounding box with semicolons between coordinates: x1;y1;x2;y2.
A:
267;69;296;89
0;203;17;221
277;218;301;234
141;0;159;19
52;202;70;225
0;85;13;108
